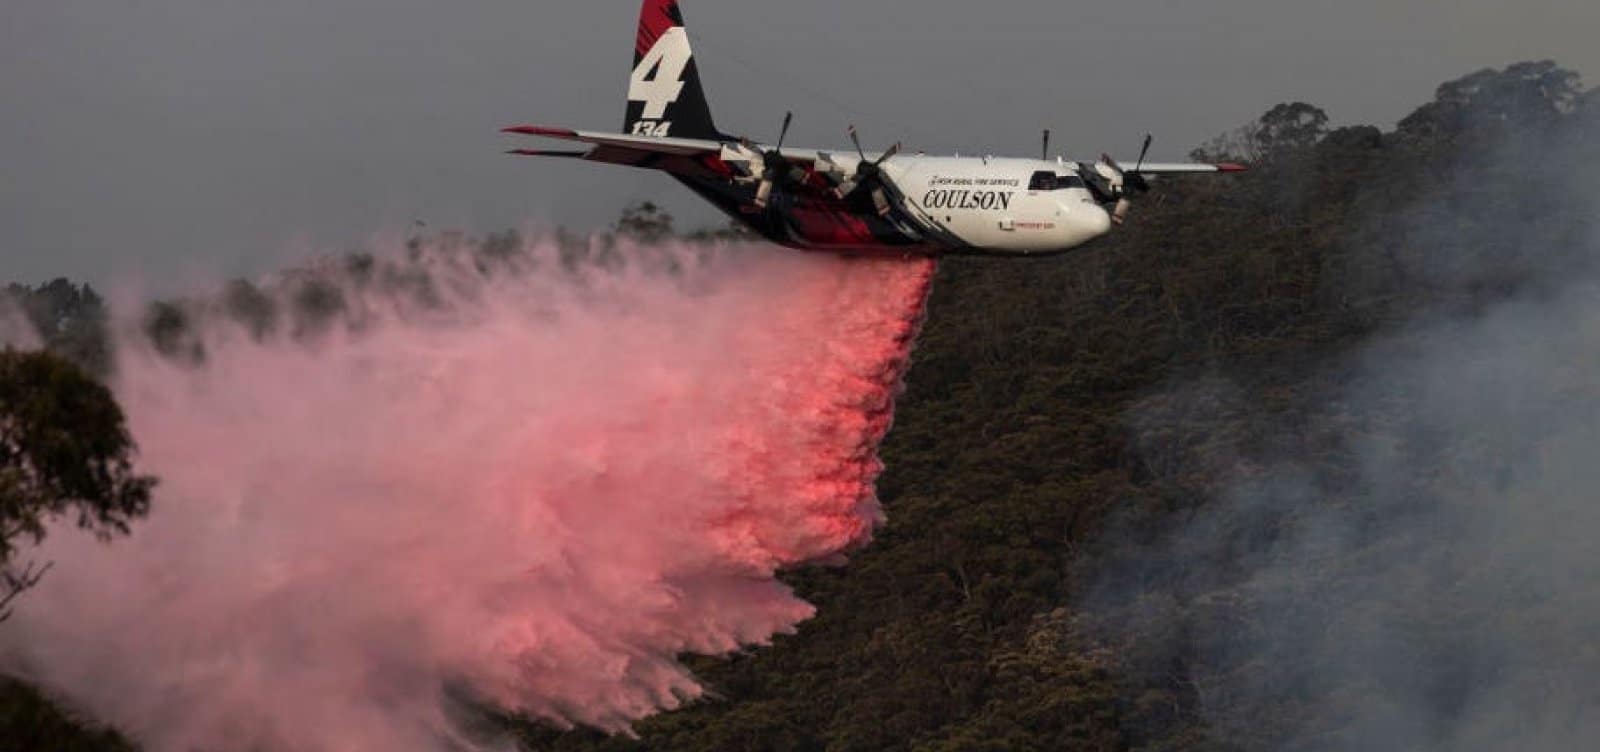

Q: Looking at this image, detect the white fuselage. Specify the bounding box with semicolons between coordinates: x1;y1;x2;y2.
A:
881;156;1114;254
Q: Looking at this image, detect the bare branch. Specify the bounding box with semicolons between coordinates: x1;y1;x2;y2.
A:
0;559;52;624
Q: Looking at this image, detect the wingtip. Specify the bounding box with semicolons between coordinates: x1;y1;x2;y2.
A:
1217;163;1250;173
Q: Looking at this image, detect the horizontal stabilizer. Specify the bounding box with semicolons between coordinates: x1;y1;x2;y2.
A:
502;124;728;157
502;125;579;139
506;149;590;159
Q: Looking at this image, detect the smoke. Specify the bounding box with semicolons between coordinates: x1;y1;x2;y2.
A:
1090;123;1600;748
0;239;935;751
0;297;40;350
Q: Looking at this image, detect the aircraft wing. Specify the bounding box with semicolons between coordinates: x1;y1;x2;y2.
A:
1127;162;1249;175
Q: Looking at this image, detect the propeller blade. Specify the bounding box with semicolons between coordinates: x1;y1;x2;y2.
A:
1101;134;1157;223
1042;129;1051;161
848;125;868;161
875;141;902;166
838;126;899;213
1124;135;1154;194
777;111;793;152
750;112;797;208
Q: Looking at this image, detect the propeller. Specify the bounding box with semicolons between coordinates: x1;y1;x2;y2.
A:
837;125;902;216
1100;134;1154;225
1041;129;1051;161
745;111;797;209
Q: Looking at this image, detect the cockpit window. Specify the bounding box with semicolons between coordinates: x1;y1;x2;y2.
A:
1028;171;1087;191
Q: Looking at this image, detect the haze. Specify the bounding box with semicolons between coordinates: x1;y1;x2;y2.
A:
3;0;1597;288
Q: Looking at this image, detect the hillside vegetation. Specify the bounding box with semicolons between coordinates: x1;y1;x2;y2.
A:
4;61;1596;751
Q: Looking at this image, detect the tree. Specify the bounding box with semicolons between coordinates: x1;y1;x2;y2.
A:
1255;102;1330;155
0;349;155;623
222;279;279;340
1190;102;1330;163
1581;86;1600;117
1398;61;1583;139
1189;123;1261;164
1317;125;1383;154
614;201;677;244
684;219;759;243
2;281;111;377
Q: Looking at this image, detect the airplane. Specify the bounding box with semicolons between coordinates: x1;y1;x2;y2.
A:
503;0;1247;257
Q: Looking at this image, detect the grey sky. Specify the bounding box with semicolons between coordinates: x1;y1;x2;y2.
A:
3;0;1597;289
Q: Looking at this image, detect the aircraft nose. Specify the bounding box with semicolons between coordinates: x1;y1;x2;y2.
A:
1081;204;1112;236
1061;202;1112;246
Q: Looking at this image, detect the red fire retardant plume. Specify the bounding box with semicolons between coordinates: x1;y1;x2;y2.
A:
1;243;936;751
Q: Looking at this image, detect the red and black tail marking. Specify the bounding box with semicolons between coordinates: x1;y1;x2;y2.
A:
624;0;727;142
635;0;686;60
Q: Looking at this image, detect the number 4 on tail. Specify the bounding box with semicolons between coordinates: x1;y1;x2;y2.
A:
629;27;691;120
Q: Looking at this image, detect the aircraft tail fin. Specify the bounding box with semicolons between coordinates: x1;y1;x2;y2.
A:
625;1;726;141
